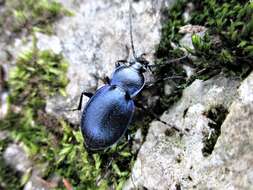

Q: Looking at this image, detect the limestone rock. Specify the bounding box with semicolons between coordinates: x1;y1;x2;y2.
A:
123;74;251;190
3;143;32;173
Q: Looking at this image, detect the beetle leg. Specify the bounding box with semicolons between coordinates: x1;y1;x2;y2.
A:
124;129;132;142
145;75;184;88
134;100;181;132
148;54;189;68
103;76;110;85
70;91;94;111
115;59;128;68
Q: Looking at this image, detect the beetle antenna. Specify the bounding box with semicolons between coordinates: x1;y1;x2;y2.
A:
129;0;137;59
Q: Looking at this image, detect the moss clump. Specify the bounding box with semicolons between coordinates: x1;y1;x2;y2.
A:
155;0;252;110
155;0;187;59
154;0;188;109
189;0;253;77
0;0;72;36
9;37;68;109
0;35;68;188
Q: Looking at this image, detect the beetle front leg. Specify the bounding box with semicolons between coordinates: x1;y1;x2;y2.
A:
115;59;128;68
148;54;189;69
103;76;110;85
145;75;184;88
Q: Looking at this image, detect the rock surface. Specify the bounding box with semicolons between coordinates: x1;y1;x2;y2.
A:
123;73;253;190
3;143;32;173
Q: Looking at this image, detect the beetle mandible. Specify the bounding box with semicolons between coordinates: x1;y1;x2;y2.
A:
74;1;186;151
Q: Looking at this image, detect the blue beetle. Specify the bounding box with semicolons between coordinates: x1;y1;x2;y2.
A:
76;58;148;151
74;2;185;151
81;85;135;150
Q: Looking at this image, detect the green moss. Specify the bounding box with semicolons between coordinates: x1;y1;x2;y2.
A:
0;0;72;35
188;0;252;76
155;0;187;59
9;36;68;109
155;0;252;110
0;35;69;188
0;156;22;189
153;1;188;109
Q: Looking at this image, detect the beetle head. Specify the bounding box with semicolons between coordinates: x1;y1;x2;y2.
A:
133;53;149;72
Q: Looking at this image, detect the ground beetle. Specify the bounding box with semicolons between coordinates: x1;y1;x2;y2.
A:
73;2;186;151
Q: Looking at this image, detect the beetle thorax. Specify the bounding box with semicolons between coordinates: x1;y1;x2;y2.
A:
130;61;144;71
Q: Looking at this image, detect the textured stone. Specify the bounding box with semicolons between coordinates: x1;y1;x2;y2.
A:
123;74;251;190
3;144;32;173
24;175;58;190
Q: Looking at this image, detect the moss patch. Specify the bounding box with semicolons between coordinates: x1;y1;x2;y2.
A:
155;0;252;109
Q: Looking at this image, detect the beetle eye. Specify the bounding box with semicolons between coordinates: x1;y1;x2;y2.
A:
110;85;117;90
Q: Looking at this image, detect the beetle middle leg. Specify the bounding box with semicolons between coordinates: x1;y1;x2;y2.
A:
134;100;182;132
70;91;94;111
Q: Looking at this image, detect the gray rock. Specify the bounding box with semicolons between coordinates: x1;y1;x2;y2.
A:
0;130;9;141
132;128;144;153
3;144;59;190
0;91;8;119
43;0;176;124
3;143;32;173
123;74;248;190
197;72;253;189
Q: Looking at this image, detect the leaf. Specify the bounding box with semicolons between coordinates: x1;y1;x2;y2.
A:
20;168;32;186
191;34;202;50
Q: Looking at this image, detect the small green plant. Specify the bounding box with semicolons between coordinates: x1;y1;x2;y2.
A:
0;35;69;188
